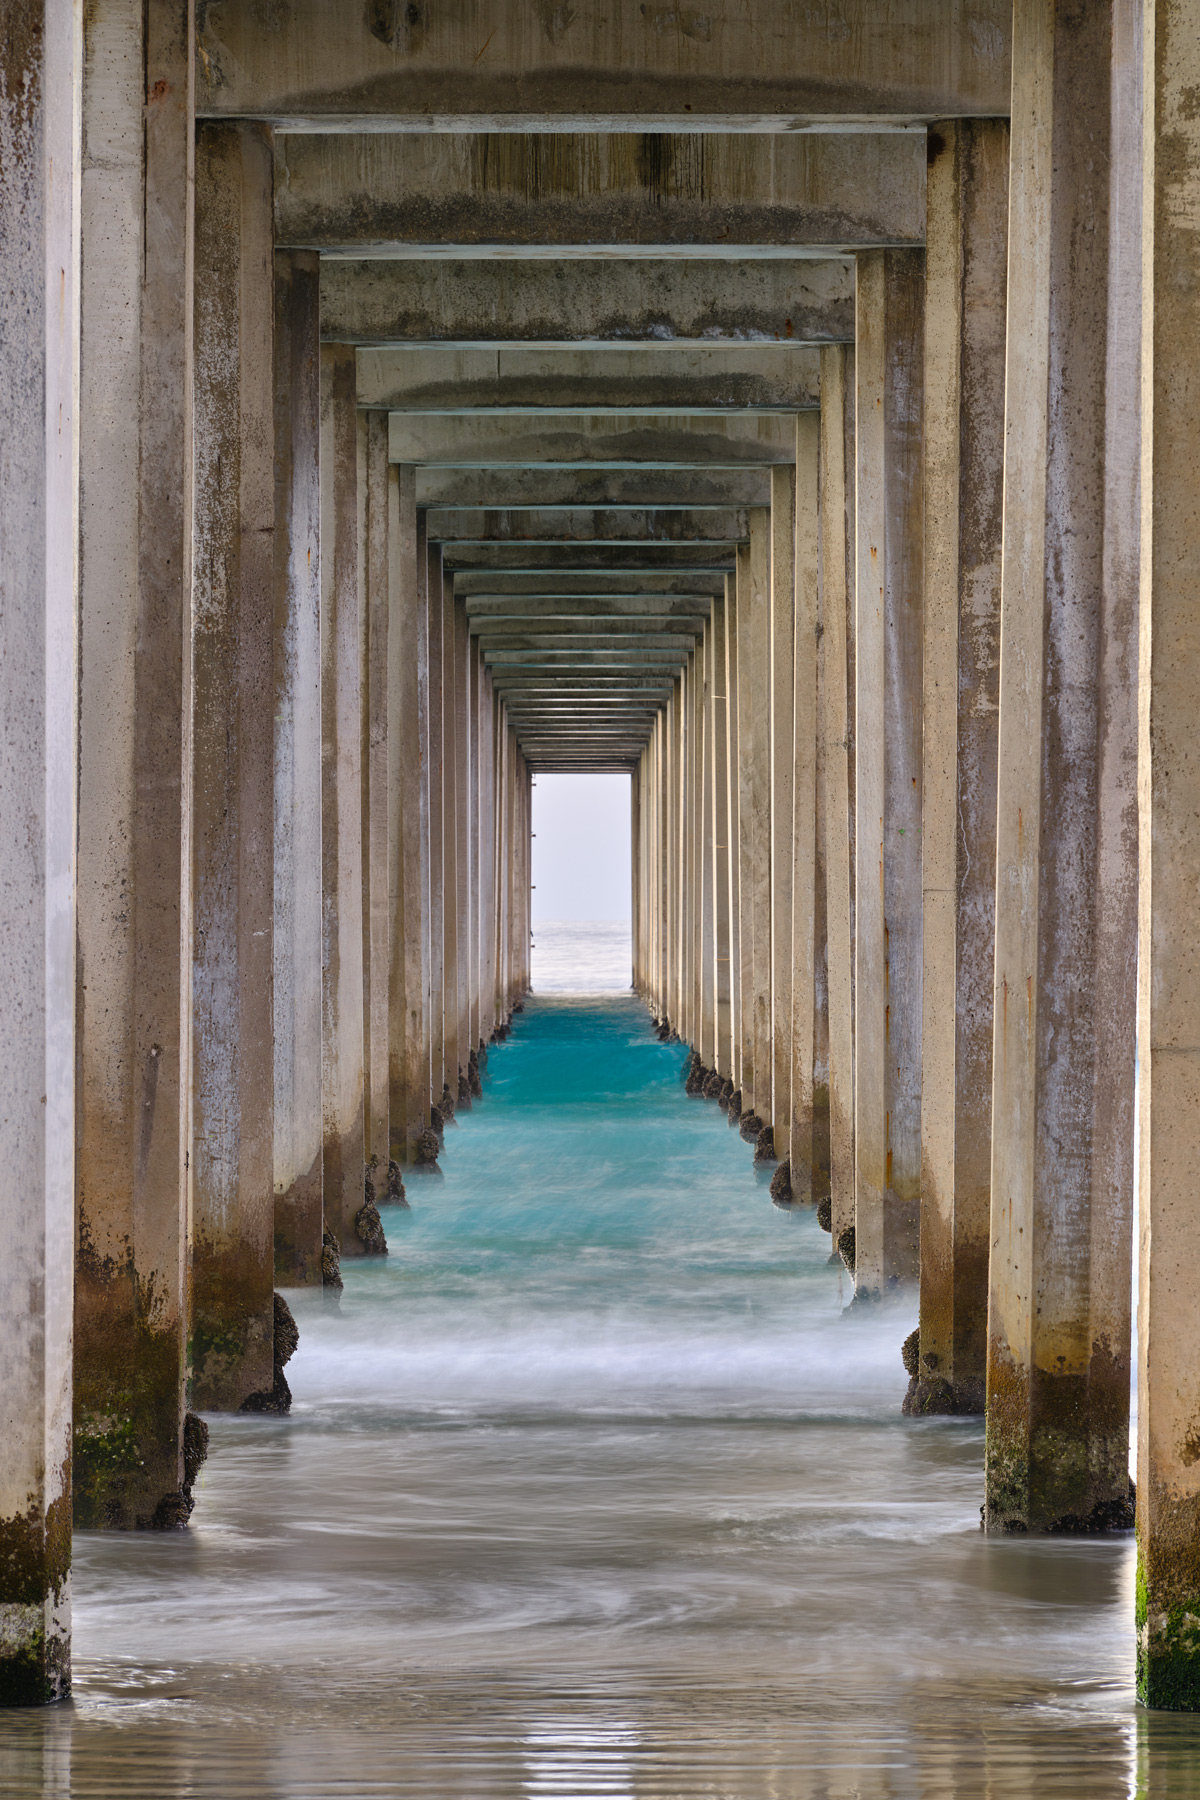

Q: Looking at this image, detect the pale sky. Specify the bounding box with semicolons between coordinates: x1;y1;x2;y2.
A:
530;773;632;922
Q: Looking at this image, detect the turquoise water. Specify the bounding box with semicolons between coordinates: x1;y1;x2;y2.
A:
3;988;1198;1796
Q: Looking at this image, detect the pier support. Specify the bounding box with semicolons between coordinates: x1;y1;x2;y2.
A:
272;248;323;1285
819;347;856;1246
853;250;925;1298
912;119;1008;1415
191;121;276;1407
1136;0;1200;1710
984;0;1138;1532
74;0;194;1520
320;343;367;1255
0;0;79;1701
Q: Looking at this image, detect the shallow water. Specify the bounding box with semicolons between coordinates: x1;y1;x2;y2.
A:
4;985;1200;1797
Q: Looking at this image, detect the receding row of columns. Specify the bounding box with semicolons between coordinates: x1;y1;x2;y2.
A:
628;6;1200;1708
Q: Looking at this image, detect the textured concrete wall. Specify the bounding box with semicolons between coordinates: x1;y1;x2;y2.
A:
0;0;79;1706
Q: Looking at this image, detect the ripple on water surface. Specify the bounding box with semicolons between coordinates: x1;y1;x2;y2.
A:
2;994;1194;1797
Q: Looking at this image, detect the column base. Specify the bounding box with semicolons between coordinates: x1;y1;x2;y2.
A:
0;1589;70;1708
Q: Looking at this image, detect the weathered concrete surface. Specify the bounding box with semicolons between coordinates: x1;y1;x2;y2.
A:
0;0;78;1704
191;123;276;1410
914;121;1007;1416
388;471;430;1161
820;345;856;1245
275;133;925;255
441;576;461;1095
197;2;1010;127
389;413;802;468
769;464;796;1146
425;542;447;1109
321;258;853;346
451;546;736;573
273;250;324;1287
360;345;822;413
458;569;724;597
74;0;193;1529
415;469;772;509
1137;0;1200;1708
431;510;750;544
853;249;924;1300
710;596;733;1075
725;575;743;1093
986;0;1137;1536
361;411;392;1176
320;345;367;1258
736;516;771;1118
789;418;822;1201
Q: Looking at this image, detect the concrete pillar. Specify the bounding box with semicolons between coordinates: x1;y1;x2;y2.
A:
737;511;772;1124
360;410;391;1174
725;572;743;1096
426;541;446;1107
820;345;857;1245
454;598;472;1092
319;343;367;1258
441;574;461;1104
468;638;482;1062
985;0;1137;1533
0;0;79;1703
789;417;822;1199
770;465;797;1154
272;251;323;1286
73;0;193;1528
913;120;1008;1414
1137;0;1200;1707
191;122;276;1405
710;595;733;1076
699;615;717;1070
479;667;497;1041
854;249;925;1299
388;469;428;1160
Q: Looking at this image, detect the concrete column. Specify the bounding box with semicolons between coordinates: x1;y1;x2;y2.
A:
74;0;193;1528
725;573;743;1097
426;542;446;1107
388;470;428;1159
191;122;275;1405
441;575;461;1106
454;600;472;1091
986;0;1138;1532
479;668;497;1042
820;345;857;1244
854;249;924;1298
770;465;797;1155
1137;0;1200;1706
468;639;482;1064
319;343;367;1258
709;597;733;1075
0;0;79;1703
360;410;390;1174
912;120;1008;1414
272;251;323;1286
737;511;771;1126
789;417;822;1199
699;616;717;1070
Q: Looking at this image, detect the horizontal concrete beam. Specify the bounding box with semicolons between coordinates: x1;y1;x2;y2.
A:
468;604;709;628
276;133;924;254
322;259;853;345
445;543;734;571
197;2;1010;127
392;413;798;466
359;345;822;412
417;469;771;508
484;651;690;668
458;569;721;596
474;634;701;654
426;509;749;543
